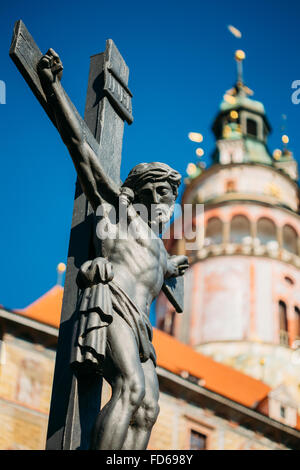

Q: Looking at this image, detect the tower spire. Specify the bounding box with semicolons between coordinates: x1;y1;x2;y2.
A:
233;50;254;97
211;50;272;166
222;50;254;104
235;49;245;86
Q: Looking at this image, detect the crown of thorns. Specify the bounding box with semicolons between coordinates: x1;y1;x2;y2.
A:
123;162;181;197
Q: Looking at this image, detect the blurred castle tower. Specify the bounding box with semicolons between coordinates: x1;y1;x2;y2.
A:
157;51;300;414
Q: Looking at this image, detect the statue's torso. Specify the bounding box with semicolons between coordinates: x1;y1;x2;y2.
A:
95;204;168;315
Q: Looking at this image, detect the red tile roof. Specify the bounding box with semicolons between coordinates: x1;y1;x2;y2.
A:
17;285;63;328
153;328;271;408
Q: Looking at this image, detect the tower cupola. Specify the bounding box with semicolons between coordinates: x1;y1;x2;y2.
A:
212;51;272;166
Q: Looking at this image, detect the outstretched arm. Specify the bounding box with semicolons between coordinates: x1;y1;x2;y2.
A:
37;49;119;210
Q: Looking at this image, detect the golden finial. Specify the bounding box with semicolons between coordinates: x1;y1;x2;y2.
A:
235;49;246;62
56;262;66;286
235;50;246;85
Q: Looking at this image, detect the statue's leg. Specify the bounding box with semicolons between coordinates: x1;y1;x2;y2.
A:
90;313;145;450
121;358;160;450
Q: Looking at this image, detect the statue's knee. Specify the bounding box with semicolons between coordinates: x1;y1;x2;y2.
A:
134;400;160;429
123;378;145;410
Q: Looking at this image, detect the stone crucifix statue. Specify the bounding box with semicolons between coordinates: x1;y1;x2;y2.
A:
36;50;188;450
10;20;188;450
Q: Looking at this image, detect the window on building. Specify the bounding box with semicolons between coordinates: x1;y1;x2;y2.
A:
205;217;223;245
190;430;207;450
225;179;236;193
230;215;250;244
282;225;298;255
284;276;295;286
280;405;286;419
279;300;289;346
246;118;258;137
257;217;277;245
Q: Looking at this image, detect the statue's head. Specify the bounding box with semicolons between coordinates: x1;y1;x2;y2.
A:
122;162;181;228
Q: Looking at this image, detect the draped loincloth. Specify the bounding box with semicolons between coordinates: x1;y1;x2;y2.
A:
71;262;156;375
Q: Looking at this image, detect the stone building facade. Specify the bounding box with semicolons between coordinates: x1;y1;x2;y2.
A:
0;289;59;449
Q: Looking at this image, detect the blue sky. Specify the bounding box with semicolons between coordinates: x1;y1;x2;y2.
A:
0;0;300;310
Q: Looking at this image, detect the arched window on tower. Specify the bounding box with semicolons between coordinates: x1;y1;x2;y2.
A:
246;118;258;138
279;300;289;346
205;217;223;246
257;217;277;250
230;215;250;244
282;225;298;255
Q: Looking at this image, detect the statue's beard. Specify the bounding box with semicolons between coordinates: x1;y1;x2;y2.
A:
149;203;175;232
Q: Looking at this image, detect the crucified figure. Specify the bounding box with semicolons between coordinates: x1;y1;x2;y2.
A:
37;49;188;450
